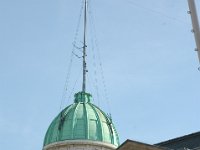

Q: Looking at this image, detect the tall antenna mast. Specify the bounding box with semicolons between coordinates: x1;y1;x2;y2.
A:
82;0;87;92
187;0;200;64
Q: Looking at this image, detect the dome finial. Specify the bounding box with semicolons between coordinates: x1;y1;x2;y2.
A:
74;91;91;103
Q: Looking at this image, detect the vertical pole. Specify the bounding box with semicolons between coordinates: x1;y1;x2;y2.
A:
82;0;87;92
187;0;200;64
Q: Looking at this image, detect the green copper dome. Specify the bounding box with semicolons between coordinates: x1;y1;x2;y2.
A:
43;92;120;147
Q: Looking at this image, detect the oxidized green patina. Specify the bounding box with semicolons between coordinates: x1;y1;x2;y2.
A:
43;92;120;147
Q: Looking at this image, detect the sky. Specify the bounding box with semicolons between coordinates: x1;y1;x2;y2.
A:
0;0;200;150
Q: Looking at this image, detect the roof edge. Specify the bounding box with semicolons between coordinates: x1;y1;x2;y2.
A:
155;131;200;146
117;139;167;150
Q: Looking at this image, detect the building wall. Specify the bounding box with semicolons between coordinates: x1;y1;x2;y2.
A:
43;140;117;150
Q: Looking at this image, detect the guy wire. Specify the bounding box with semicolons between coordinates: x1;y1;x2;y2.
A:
59;0;85;110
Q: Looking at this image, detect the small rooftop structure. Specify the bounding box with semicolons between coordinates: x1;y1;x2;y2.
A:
117;139;166;150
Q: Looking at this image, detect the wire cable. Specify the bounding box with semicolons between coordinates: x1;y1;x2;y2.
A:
59;0;85;110
124;0;190;26
68;69;82;102
88;0;112;114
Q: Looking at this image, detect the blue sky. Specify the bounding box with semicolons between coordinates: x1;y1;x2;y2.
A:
0;0;200;150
